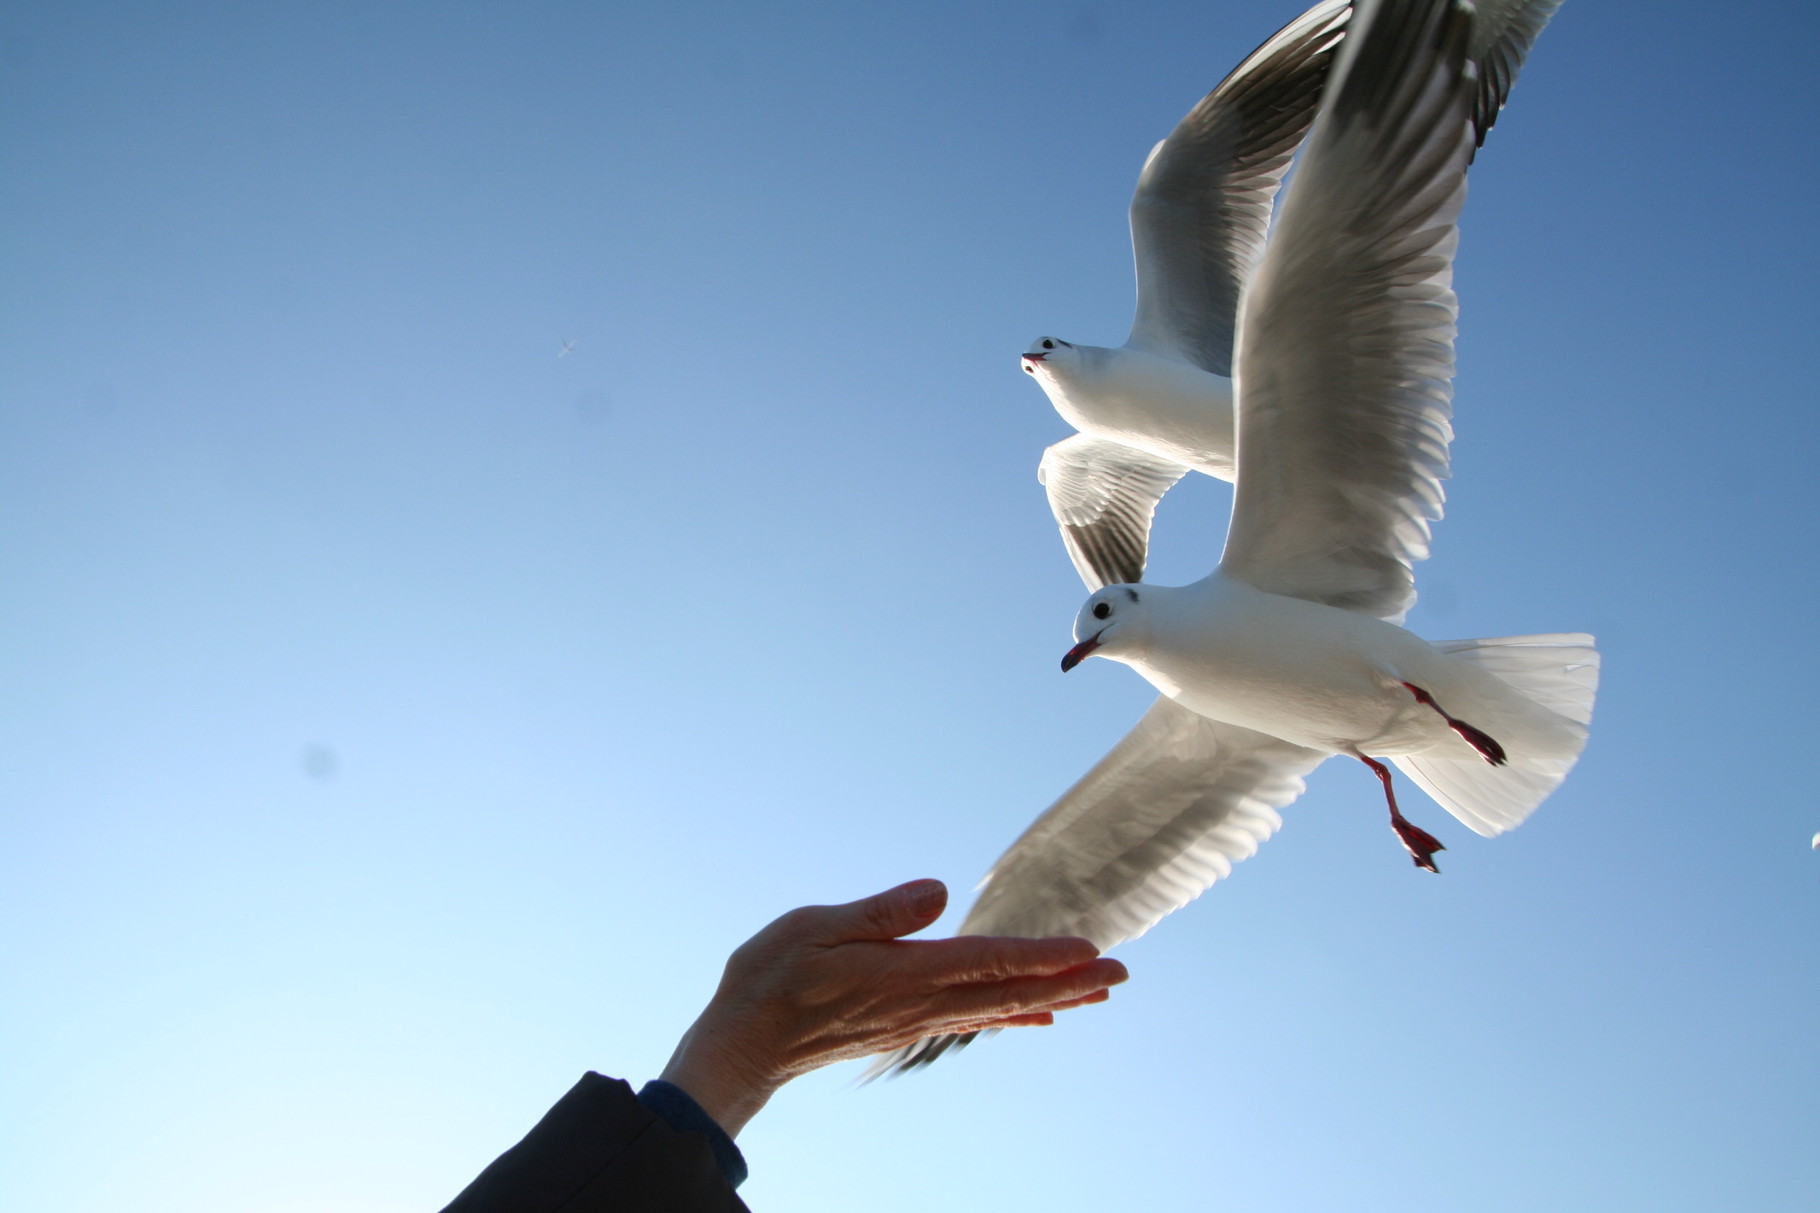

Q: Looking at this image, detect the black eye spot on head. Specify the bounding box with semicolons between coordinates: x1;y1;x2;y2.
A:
1123;587;1140;603
1041;339;1055;350
1024;364;1034;373
1092;601;1111;620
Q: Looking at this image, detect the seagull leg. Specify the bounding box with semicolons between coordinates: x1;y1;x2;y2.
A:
1401;681;1506;766
1358;754;1443;873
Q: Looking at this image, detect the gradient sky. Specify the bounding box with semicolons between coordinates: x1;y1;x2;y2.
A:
4;2;1817;1210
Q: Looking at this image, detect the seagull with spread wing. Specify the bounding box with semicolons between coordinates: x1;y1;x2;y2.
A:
873;0;1596;1078
1026;0;1562;591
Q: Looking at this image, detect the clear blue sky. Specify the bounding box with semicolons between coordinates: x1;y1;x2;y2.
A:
3;2;1816;1210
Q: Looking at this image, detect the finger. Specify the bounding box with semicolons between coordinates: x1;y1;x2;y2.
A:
1027;986;1112;1014
805;879;948;945
962;1011;1054;1030
929;957;1128;1022
906;934;1103;984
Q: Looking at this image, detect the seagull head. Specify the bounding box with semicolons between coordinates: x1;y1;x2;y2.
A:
1062;585;1145;672
1020;336;1076;376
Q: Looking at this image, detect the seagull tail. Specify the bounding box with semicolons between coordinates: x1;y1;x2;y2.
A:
1393;633;1600;837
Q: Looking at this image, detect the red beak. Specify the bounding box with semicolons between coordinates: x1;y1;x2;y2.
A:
1022;352;1048;363
1060;632;1103;672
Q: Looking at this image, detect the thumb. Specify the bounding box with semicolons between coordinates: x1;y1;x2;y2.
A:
818;879;947;943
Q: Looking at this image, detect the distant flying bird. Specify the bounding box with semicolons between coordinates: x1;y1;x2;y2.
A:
873;0;1594;1077
559;339;576;357
1024;0;1561;590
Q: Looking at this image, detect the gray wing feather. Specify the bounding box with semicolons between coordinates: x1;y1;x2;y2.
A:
1127;0;1556;376
866;698;1326;1078
1039;436;1192;590
1220;0;1478;621
1127;0;1351;376
1468;0;1564;152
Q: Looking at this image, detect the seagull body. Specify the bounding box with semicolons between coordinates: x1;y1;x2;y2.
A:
1031;342;1234;474
1028;0;1564;590
872;0;1593;1078
1084;574;1494;756
1067;575;1592;838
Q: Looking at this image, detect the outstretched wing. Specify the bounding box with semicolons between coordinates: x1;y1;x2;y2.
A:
1126;0;1351;376
867;697;1326;1077
1219;0;1478;621
1469;0;1565;153
1128;0;1560;377
1039;435;1193;590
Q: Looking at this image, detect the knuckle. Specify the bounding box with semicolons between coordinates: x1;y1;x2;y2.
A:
771;905;824;939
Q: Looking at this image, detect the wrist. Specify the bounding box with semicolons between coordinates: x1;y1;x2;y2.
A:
658;1018;783;1138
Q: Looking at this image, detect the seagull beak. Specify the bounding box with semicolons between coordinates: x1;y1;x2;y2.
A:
1060;631;1103;672
1022;352;1047;364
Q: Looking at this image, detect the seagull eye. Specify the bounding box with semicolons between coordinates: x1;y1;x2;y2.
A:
1092;602;1111;620
1042;339;1055;350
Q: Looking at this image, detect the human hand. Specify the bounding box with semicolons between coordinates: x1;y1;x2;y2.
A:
657;878;1128;1136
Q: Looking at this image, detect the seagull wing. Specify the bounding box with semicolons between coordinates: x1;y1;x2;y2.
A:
1219;0;1478;622
1126;0;1351;376
866;697;1325;1077
1128;0;1556;379
1039;435;1193;590
1468;0;1564;152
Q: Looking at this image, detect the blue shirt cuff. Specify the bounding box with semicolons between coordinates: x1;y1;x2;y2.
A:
635;1079;749;1190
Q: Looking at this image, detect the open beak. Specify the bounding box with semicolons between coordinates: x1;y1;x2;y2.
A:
1060;631;1103;672
1022;352;1047;364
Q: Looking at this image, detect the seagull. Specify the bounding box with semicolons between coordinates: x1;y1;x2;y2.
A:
872;0;1595;1077
559;339;576;357
1027;0;1562;590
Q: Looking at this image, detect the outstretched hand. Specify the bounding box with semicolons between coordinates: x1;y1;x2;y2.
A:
657;878;1128;1136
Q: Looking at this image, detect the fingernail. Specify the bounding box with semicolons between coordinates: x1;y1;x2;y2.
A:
907;879;945;913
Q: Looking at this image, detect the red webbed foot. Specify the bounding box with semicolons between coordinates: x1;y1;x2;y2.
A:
1401;681;1506;766
1391;814;1446;873
1359;753;1445;874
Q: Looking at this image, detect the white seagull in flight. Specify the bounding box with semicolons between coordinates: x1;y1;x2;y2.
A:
1024;0;1562;590
875;0;1594;1077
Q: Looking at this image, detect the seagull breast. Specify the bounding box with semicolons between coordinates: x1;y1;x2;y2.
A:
1036;346;1237;477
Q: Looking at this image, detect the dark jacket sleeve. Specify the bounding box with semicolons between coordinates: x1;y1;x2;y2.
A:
439;1073;751;1213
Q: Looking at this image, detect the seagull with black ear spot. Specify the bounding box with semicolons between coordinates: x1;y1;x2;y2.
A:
1024;0;1564;593
872;0;1594;1079
1058;587;1140;672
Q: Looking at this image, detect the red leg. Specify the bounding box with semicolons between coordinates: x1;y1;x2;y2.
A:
1401;682;1506;766
1358;754;1444;873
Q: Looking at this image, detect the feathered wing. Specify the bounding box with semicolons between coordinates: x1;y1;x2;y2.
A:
1468;0;1565;152
1219;0;1478;621
866;697;1326;1078
1039;435;1192;590
1125;0;1558;377
1050;0;1559;593
1126;0;1351;375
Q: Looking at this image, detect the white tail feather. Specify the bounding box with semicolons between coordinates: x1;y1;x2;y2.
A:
1394;633;1599;836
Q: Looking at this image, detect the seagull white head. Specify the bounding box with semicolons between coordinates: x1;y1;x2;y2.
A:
1021;336;1077;375
1062;584;1146;672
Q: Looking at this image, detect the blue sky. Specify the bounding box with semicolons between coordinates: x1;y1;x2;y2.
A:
3;1;1816;1209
